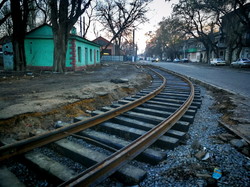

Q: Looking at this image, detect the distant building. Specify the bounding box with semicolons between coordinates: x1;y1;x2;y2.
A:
92;36;115;56
221;3;250;61
184;3;250;63
183;33;226;63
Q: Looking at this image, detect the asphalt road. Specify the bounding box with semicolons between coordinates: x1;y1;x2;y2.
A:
144;61;250;99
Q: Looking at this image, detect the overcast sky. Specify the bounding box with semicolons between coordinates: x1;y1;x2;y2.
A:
83;0;179;54
136;0;179;53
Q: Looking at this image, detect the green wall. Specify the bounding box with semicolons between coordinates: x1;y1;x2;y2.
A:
25;24;100;70
25;38;54;67
74;39;100;67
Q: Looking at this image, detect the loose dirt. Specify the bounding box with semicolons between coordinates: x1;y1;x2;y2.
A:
189;77;250;144
0;62;151;141
211;89;250;144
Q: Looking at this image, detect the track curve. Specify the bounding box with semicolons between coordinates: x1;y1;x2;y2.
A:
0;65;200;187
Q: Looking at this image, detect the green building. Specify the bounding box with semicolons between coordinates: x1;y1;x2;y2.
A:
25;24;100;71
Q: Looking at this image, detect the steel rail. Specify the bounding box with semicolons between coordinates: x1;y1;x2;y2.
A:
0;68;166;162
59;68;195;187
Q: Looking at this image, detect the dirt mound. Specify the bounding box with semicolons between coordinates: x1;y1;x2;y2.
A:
0;62;152;141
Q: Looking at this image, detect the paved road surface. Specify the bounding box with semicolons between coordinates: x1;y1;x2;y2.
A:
144;62;250;99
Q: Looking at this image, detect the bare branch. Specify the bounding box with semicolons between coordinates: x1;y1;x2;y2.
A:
96;0;151;54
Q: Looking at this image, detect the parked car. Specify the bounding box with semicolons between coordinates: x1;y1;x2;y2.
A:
152;58;159;62
231;58;250;68
173;58;181;62
181;58;189;63
210;58;226;66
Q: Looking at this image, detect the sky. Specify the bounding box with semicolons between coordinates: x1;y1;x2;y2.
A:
83;0;179;54
135;0;179;53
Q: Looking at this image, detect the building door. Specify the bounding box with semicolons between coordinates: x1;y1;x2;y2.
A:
3;42;13;70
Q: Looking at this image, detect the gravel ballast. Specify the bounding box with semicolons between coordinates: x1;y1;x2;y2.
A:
139;86;250;187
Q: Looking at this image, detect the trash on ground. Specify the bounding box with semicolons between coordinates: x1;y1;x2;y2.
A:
212;168;222;179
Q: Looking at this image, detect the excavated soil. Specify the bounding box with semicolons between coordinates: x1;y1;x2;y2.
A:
211;89;250;143
0;62;152;141
189;77;250;144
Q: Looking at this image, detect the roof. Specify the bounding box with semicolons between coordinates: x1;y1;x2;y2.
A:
70;35;101;47
92;36;113;46
0;35;12;45
25;24;53;39
25;24;101;47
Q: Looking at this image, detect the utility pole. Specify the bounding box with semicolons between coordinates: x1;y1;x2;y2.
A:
183;43;186;58
132;28;135;62
83;16;85;37
80;16;82;37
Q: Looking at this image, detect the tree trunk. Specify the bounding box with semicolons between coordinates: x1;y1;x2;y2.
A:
117;35;122;56
226;45;233;64
49;0;92;72
10;0;28;71
214;46;219;58
236;45;242;59
13;39;26;71
205;48;210;63
52;29;68;72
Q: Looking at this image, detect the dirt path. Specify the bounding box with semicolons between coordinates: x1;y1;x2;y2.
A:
0;62;151;140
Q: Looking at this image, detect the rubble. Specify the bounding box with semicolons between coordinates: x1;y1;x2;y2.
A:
139;87;249;187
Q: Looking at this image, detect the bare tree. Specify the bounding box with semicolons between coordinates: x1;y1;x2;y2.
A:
75;2;96;38
173;0;221;63
35;0;51;24
10;0;31;71
96;0;151;55
0;1;12;37
232;0;250;30
1;0;41;71
92;22;100;38
156;17;185;59
206;0;250;60
82;3;96;38
0;0;11;26
49;0;92;72
173;0;250;63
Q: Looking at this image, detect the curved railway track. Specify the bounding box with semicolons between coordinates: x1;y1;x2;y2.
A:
0;65;201;187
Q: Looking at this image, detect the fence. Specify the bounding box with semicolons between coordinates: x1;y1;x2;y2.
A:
101;55;124;62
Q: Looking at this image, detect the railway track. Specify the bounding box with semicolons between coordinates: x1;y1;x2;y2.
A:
0;66;201;186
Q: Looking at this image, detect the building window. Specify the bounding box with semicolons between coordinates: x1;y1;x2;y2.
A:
97;50;99;61
78;47;81;62
85;47;88;64
90;49;92;61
